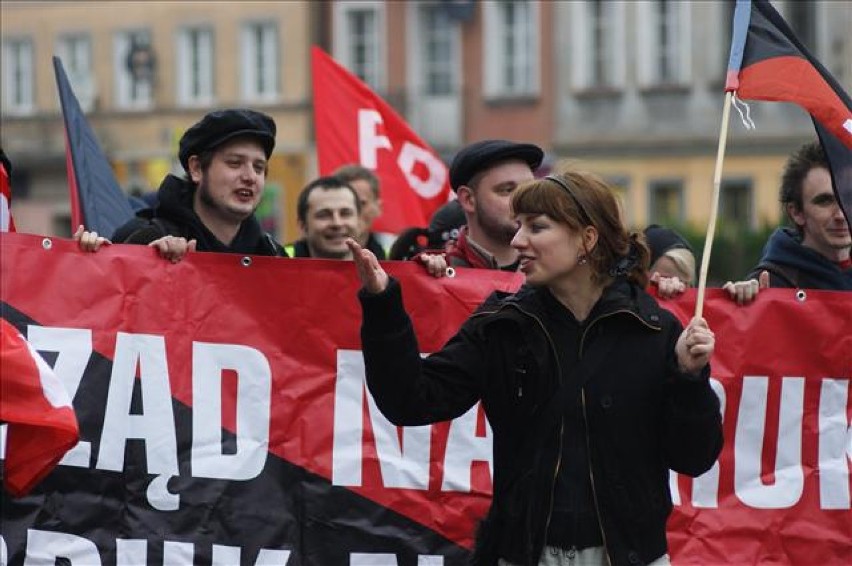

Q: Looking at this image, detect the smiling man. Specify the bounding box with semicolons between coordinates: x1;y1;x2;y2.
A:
724;140;852;302
288;176;361;259
109;109;287;260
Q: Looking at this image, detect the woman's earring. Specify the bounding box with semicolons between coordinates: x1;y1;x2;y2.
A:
578;253;588;265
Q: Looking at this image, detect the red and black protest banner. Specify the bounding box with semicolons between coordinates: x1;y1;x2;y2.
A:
1;232;850;564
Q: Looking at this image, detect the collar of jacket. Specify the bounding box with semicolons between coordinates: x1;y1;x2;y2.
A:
446;227;502;270
473;279;664;331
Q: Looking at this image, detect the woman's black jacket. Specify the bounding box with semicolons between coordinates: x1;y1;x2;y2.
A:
358;278;723;566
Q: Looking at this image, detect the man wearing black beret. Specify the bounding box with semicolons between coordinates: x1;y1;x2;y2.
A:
91;108;287;261
444;139;543;270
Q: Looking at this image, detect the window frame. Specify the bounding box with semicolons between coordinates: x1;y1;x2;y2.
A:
57;33;94;111
648;178;686;224
720;177;755;230
333;0;386;92
569;1;626;92
482;0;541;100
636;0;692;89
1;37;35;115
240;21;280;103
113;29;154;111
177;26;215;107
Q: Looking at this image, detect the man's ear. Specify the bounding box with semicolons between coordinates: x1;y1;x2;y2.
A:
298;219;307;237
786;202;805;228
188;155;203;184
375;197;383;215
456;186;476;214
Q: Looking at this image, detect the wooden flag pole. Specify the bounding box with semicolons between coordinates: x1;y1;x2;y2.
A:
695;91;734;319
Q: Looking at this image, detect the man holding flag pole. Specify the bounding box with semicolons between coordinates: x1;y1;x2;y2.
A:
697;0;852;311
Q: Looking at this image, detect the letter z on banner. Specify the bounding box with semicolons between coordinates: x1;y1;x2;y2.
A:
311;46;451;233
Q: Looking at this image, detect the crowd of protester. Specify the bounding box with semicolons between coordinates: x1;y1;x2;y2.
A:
21;107;852;566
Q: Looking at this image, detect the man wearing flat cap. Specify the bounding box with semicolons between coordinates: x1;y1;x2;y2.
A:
444;139;543;270
99;108;287;261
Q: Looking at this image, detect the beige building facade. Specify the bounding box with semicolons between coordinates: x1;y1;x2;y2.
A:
552;0;852;231
1;1;317;241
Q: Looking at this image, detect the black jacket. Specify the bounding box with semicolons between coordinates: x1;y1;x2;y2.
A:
287;234;385;259
747;227;852;290
112;174;287;256
359;278;723;566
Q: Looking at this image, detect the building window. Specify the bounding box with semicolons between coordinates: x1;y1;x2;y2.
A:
637;0;691;87
240;22;279;102
606;176;632;226
720;179;754;229
420;3;454;96
1;38;34;115
570;1;626;90
177;27;214;106
334;1;384;91
718;1;736;82
483;0;539;98
648;179;684;224
57;34;94;111
114;30;153;110
786;0;817;53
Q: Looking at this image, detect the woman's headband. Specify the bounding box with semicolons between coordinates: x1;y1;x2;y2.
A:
544;175;592;224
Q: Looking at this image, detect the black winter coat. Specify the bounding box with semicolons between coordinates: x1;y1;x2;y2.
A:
359;278;723;566
112;174;287;256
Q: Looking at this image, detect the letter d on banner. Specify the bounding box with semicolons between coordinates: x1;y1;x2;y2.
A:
191;342;271;480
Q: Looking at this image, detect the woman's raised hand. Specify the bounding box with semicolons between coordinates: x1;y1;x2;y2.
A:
346;238;389;294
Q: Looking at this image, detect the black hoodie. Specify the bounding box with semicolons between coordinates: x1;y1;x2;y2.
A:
112;174;286;257
747;227;851;290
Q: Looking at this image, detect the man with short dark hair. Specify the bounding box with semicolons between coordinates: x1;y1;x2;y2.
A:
287;176;361;259
724;140;852;302
94;108;287;261
334;164;386;259
445;139;544;270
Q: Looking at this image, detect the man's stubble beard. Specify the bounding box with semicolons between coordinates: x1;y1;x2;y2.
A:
197;177;258;223
475;201;516;246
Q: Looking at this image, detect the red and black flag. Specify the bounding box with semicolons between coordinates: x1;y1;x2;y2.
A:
726;0;852;229
53;56;135;238
1;148;15;233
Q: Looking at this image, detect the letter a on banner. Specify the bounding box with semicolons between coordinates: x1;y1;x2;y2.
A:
311;47;451;233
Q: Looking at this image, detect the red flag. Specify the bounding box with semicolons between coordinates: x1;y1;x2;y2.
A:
1;153;15;233
1;318;79;496
311;46;451;233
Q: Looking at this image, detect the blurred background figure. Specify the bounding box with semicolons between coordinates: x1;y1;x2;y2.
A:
644;224;696;286
334;164;386;259
388;199;466;261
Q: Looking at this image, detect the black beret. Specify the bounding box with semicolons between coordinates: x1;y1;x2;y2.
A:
449;139;544;191
178;109;276;172
644;224;693;267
